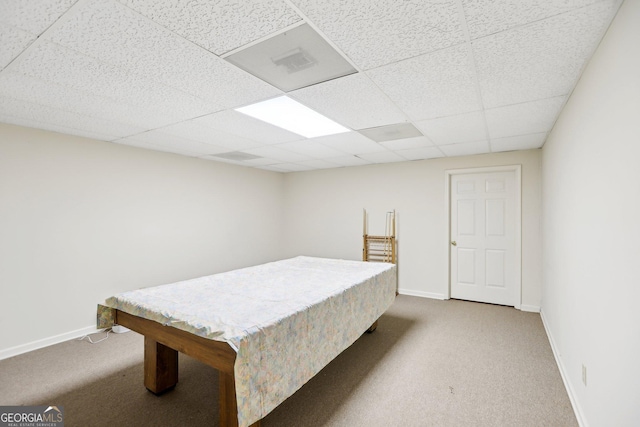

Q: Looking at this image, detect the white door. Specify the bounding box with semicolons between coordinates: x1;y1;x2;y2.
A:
450;170;518;306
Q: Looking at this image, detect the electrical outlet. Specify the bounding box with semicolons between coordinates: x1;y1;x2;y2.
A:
582;364;587;386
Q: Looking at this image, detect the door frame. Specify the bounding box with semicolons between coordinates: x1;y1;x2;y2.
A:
444;165;522;309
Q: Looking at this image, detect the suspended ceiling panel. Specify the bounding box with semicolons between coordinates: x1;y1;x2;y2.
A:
397;146;445;161
416;112;487;146
367;44;481;122
473;1;620;108
292;0;464;70
0;0;76;68
309;132;387;155
289;73;407;130
0;0;622;172
192;110;303;145
380;136;434;151
491;133;548;153
439;140;491;157
462;0;604;40
485;96;568;139
118;0;302;55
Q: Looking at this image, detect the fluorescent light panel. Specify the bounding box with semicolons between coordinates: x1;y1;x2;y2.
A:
235;96;349;138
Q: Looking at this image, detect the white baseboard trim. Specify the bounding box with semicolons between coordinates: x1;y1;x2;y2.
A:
397;289;447;300
520;304;541;313
540;309;586;427
0;325;101;361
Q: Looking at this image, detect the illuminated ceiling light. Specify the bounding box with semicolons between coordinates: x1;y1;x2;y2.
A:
235;96;349;138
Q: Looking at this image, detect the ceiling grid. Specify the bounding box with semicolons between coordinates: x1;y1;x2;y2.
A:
0;0;622;172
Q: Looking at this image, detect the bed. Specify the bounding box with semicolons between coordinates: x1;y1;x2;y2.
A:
98;256;397;427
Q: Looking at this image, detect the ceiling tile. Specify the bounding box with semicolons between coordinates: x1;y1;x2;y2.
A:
118;0;301;55
311;131;386;154
118;131;229;155
1;0;76;34
380;136;433;151
0;25;37;70
0;71;176;130
395;146;445;161
290;73;407;129
415;111;487;145
1;0;76;69
324;155;372;167
192;110;302;145
367;44;480;121
160;122;262;151
296;159;342;170
0;115;117;142
113;138;203;157
291;0;464;70
276;140;348;159
355;151;406;164
474;1;620;108
0;96;144;139
491;133;547;152
462;0;604;40
243;145;312;163
486;96;567;139
264;162;312;172
257;164;290;173
12;41;218;124
45;0;280;109
439;140;490;157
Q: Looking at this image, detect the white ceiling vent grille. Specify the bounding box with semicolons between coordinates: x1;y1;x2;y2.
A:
358;123;424;142
225;23;357;92
213;151;263;161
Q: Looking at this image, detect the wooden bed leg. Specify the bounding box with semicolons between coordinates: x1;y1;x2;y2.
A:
144;337;178;395
220;371;261;427
366;320;378;333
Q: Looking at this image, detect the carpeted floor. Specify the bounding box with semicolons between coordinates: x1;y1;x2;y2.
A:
0;296;577;426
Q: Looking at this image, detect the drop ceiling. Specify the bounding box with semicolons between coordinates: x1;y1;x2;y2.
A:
0;0;621;172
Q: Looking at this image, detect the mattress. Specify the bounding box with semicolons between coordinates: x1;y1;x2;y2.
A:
104;256;397;426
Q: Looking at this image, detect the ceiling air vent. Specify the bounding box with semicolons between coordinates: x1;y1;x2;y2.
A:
272;48;316;73
224;23;356;92
213;151;263;161
358;123;423;142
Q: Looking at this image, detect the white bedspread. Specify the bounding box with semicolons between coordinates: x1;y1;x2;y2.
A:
105;256;396;426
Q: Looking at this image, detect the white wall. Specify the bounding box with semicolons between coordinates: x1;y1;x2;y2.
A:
0;124;285;356
283;150;542;308
541;0;640;425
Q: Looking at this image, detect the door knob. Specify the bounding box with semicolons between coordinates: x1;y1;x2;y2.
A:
451;241;457;246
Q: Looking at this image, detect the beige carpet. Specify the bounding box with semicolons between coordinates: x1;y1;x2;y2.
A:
0;296;577;426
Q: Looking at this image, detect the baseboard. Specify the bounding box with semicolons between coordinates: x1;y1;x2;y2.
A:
0;325;100;361
520;304;541;313
397;289;447;300
540;309;587;427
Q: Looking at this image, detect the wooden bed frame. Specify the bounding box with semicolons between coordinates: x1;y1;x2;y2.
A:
114;309;379;427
